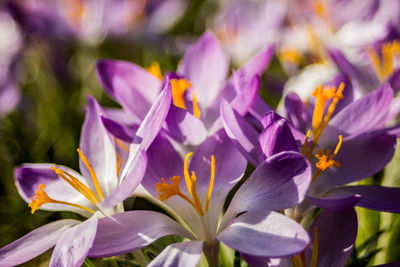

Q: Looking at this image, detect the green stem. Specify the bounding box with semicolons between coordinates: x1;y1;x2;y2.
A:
204;240;220;267
132;250;149;266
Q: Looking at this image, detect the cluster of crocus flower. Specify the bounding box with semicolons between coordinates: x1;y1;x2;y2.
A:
1;1;400;266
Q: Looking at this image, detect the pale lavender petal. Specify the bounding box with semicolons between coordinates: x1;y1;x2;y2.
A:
0;220;79;266
310;132;396;195
0;79;20;117
230;75;259;116
258;116;298;158
102;150;147;208
220;98;262;166
178;31;228;110
15;164;94;217
224;151;311;224
242;45;274;79
249;94;273;120
306;195;361;211
324;84;394;142
164;105;207;146
88;211;193;257
96;60;161;120
307;208;357;267
80;96;118;196
328;185;400;213
102;107;141;126
217;210;309;257
148;241;204;267
50;214;98;267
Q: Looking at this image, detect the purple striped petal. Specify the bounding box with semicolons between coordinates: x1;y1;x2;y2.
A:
101;116;137;143
306;195;362;211
164;105;207;146
328;185;400;213
50;214;98;267
178;31;228;110
284;92;309;133
148;241;204;267
0;220;79;266
224;151;311;224
307;208;357;267
80;96;118;197
88;211;193;258
96;60;161;120
220;98;262;166
217;210;309;257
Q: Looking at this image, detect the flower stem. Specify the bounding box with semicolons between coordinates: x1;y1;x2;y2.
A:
132;250;148;266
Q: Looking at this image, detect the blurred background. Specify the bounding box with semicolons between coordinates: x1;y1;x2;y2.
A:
0;0;399;266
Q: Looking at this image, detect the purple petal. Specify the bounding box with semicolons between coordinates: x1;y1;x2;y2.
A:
260;112;306;143
15;164;94;217
307;208;357;267
242;45;274;79
50;214;98;267
284;92;309;133
0;220;79;266
240;253;270;267
101;116;137;143
323;84;394;142
224;151;311;223
258;116;299;158
0;79;20;117
306;195;362;211
230;74;259;116
148;241;204;267
80;96;118;196
96;60;161;120
328;185;400;213
248;94;273;120
217;210;309;257
102;150;147;208
88;211;193;257
310;132;396;195
178;31;228;110
220;98;263;166
164;105;207;146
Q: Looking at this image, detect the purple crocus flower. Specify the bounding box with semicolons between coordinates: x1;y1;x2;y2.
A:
96;30;273;149
0;84;171;266
87;129;312;266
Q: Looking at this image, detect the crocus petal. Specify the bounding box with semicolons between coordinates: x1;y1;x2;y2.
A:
80;96;117;197
230;74;259;116
223;151;311;227
88;211;194;257
15;164;95;217
101;150;147;208
240;253;270;267
307;208;357;267
306;195;362;211
50;214;98;267
0;220;80;266
260;112;306;143
164;105;207;146
220;98;263;166
118;81;171;184
327;185;400;213
310;132;396;195
178;31;228;110
148;241;204;267
242;45;274;79
258;116;299;158
96;60;161;120
284;92;310;133
323;84;393;143
217;210;309;257
101;116;137;143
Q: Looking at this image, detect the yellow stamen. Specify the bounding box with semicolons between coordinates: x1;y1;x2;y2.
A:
171;78;192;109
192;91;201;119
367;47;384;81
77;148;104;200
50;166;99;205
146;61;163;80
312;135;343;183
278;48;303;64
302;130;311;157
29;184;95;214
310;227;319;267
155;152;216;217
65;0;85;26
367;40;400;82
205;156;215;212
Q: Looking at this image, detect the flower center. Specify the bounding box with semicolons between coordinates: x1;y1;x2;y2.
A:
155;152;215;217
367;40;400;82
29;148;103;214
